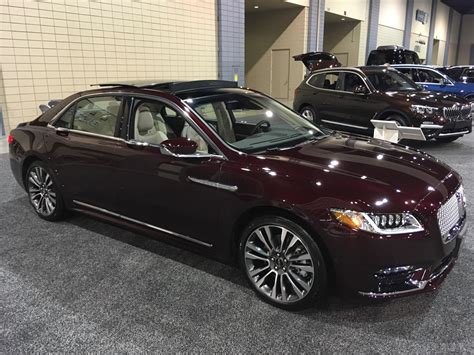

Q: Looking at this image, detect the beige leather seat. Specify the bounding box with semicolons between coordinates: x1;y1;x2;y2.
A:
181;123;208;153
135;108;167;145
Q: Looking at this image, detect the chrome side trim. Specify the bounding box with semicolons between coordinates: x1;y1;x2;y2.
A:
73;200;212;248
188;176;238;192
438;130;469;137
420;124;443;129
305;69;374;93
321;119;369;130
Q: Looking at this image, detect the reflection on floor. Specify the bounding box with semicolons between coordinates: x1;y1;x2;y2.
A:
0;137;7;154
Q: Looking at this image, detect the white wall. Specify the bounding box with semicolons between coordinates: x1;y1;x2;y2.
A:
324;20;362;66
457;14;474;65
245;7;308;102
409;0;432;62
379;0;406;30
377;0;406;49
0;0;218;132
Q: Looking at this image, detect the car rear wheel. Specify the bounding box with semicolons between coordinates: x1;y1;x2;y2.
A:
239;216;327;310
26;161;65;221
300;106;318;123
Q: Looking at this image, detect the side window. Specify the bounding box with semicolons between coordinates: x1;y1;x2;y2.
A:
322;72;340;90
55;96;122;137
308;73;325;88
417;69;444;84
132;99;213;154
343;73;365;92
397;68;415;81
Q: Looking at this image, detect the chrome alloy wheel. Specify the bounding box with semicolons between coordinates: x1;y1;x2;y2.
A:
301;109;314;121
244;225;315;304
28;166;57;216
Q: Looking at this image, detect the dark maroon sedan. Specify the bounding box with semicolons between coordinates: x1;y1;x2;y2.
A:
8;80;467;310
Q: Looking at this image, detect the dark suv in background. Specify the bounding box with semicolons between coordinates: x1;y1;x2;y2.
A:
367;45;421;65
293;66;472;142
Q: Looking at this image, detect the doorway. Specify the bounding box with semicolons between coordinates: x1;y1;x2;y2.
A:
432;39;440;65
323;12;361;67
271;49;290;99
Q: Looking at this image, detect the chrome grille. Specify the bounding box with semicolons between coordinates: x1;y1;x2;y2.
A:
437;186;466;242
443;104;471;121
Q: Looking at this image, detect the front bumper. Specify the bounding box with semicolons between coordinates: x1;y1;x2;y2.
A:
357;217;466;299
420;117;472;139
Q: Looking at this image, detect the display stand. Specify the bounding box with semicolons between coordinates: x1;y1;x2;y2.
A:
371;120;426;143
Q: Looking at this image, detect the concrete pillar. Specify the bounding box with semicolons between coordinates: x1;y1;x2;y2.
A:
443;8;454;66
426;0;438;64
307;0;325;52
217;0;245;85
403;0;414;48
366;0;380;62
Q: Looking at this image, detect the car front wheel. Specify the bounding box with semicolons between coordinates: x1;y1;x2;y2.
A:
26;161;65;221
239;216;327;310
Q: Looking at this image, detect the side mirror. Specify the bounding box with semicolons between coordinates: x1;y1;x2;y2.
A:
353;85;369;95
160;137;198;156
442;78;451;85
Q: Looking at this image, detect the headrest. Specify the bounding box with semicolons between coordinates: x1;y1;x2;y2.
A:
137;110;154;132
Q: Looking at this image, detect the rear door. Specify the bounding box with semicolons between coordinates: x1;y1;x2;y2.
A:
46;94;125;211
307;71;343;125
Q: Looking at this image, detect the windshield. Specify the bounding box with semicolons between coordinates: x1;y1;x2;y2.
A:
184;91;325;153
366;69;419;91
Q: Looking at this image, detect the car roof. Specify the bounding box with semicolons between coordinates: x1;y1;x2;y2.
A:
91;80;239;95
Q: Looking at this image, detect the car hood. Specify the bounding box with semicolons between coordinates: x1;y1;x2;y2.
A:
382;90;466;106
255;134;457;213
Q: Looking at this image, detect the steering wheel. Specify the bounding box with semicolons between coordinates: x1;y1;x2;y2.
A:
250;120;271;135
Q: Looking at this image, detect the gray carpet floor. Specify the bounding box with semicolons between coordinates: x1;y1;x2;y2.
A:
1;135;473;353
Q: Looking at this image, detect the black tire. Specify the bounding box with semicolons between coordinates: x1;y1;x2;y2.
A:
239;215;327;310
299;105;319;124
386;114;408;126
435;136;460;143
26;161;65;221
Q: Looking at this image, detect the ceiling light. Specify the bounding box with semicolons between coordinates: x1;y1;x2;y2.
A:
254;5;259;8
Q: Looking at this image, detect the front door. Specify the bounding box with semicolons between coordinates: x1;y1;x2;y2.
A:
116;97;225;247
45;95;125;211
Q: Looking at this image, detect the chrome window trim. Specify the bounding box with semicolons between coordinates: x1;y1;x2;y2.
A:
49;92;126;127
305;69;374;94
188;176;238;192
321;119;369;130
73;200;213;248
46;124;126;142
127;94;228;159
47;91;228;160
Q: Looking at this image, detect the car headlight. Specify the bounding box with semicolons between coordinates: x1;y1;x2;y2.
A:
330;209;424;235
410;105;438;115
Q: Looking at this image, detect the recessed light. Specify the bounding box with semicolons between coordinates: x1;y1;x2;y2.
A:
254;5;259;9
341;17;345;21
